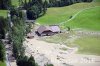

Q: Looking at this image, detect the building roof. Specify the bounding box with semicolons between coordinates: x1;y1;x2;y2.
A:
50;25;60;32
37;26;51;34
37;25;60;34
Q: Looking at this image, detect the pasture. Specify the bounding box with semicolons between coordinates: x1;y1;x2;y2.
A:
37;2;100;25
74;36;100;55
0;61;6;66
65;6;100;31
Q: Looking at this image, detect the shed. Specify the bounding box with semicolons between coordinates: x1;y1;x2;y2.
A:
27;32;34;39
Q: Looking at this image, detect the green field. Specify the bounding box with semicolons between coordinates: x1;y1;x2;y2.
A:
74;36;100;55
65;6;100;30
0;61;6;66
37;2;100;25
0;10;8;18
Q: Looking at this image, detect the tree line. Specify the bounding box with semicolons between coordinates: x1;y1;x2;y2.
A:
0;9;38;66
0;17;6;62
47;0;93;7
0;17;8;39
19;0;93;19
9;8;38;66
0;0;93;20
9;7;54;66
22;0;48;20
0;0;11;9
0;40;5;62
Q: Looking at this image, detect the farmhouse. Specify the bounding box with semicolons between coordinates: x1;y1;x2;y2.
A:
37;25;61;36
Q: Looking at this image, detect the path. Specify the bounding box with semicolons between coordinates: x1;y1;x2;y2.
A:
23;37;100;66
24;38;78;66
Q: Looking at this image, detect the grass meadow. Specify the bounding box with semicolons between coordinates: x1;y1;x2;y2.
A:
0;10;7;18
65;6;100;31
74;36;100;55
37;2;100;25
0;61;6;66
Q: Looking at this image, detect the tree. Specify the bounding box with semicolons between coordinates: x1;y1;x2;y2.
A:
10;9;26;59
17;56;28;66
27;4;40;20
47;0;93;7
0;41;5;61
43;0;48;14
0;16;8;39
17;55;37;66
0;0;11;9
28;55;36;66
11;18;25;58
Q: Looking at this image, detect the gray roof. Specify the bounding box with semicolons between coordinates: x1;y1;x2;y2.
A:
37;25;60;34
50;25;60;32
37;26;51;34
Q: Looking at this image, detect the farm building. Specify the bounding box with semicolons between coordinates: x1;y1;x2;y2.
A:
27;32;34;39
36;25;61;36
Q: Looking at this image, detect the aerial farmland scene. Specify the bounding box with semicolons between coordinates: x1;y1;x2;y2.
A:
0;0;100;66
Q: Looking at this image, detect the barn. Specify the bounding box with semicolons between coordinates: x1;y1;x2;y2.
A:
36;25;60;36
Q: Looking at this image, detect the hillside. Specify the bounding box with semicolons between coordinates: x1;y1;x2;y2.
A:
65;6;100;30
10;0;100;31
74;36;100;55
36;2;100;25
0;0;100;66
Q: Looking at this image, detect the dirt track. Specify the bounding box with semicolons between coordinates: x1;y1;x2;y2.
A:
23;38;100;66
